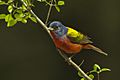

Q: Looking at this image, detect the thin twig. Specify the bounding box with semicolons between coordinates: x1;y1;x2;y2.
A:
97;73;100;80
79;60;85;67
20;0;92;80
21;0;51;36
45;0;54;25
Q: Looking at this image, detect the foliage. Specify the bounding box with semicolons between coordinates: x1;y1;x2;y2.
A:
37;0;65;12
78;64;111;80
0;0;38;27
0;0;64;27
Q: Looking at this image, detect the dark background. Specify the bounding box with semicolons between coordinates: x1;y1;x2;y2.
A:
0;0;120;80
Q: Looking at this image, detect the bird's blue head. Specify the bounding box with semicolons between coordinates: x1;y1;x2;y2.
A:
49;21;68;37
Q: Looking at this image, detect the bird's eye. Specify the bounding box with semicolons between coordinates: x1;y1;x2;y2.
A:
53;26;59;30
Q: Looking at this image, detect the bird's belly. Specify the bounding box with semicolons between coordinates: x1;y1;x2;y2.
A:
60;40;82;54
53;37;82;54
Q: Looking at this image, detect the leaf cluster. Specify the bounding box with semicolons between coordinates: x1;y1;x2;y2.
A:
78;64;111;80
0;0;65;27
0;0;37;27
37;0;65;12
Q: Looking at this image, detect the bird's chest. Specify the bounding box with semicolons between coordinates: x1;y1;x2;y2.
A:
50;31;81;53
50;31;69;47
52;33;68;48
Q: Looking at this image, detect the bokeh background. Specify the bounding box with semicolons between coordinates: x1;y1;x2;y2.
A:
0;0;120;80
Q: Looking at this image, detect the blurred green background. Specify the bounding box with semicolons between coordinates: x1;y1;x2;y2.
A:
0;0;120;80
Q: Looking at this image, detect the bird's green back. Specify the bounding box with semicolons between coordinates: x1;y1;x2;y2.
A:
66;27;93;44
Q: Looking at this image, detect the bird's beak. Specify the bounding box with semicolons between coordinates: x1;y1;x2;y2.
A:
48;27;54;31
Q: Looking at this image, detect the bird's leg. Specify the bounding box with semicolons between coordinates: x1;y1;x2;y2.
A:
58;49;69;61
57;49;73;65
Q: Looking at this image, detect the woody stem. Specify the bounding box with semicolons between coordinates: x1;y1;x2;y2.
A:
58;50;92;80
21;0;92;80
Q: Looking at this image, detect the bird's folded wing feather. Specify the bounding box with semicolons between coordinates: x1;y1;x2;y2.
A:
66;27;93;44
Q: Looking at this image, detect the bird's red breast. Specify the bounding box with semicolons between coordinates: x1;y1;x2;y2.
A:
50;31;82;54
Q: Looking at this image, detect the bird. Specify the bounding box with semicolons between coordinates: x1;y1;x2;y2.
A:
48;21;107;56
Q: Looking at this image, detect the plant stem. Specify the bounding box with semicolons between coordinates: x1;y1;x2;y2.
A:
21;0;92;80
21;0;51;35
79;60;84;67
45;0;54;25
97;73;100;80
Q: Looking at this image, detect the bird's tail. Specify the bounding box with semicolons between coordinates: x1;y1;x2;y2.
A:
83;44;108;56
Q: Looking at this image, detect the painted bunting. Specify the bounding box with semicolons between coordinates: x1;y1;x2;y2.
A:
48;21;107;56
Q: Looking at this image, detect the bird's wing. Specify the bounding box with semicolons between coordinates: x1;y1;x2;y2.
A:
66;27;93;44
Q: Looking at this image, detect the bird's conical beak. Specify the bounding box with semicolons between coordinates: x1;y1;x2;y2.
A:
48;27;54;31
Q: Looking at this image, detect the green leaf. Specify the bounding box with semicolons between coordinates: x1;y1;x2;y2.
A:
14;13;25;21
93;64;101;71
37;0;41;1
23;0;33;7
7;19;17;27
15;13;24;18
15;9;22;13
14;14;22;21
29;16;37;23
78;72;83;77
58;1;65;6
21;18;27;23
89;74;94;79
5;14;13;22
14;14;20;19
8;5;13;13
5;14;17;27
81;78;85;80
24;12;31;19
0;1;6;5
0;14;6;19
23;0;27;1
55;6;60;12
7;0;14;4
100;68;111;72
22;5;27;10
89;70;97;73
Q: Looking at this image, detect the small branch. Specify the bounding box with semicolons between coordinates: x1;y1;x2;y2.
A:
21;0;92;80
21;0;51;37
45;0;54;25
58;50;92;80
97;73;100;80
69;59;92;80
79;60;84;67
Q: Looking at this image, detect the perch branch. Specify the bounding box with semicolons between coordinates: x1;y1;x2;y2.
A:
58;49;92;80
21;0;92;80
